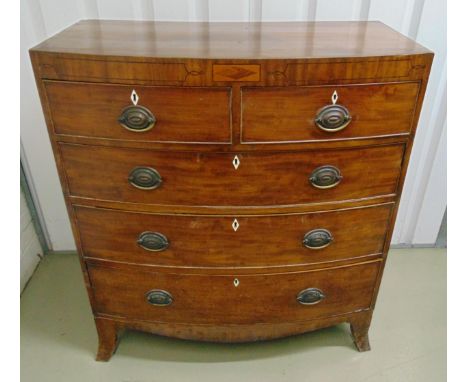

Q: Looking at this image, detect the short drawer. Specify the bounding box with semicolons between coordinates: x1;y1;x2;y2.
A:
44;81;232;143
88;260;380;325
241;82;419;143
76;204;391;268
61;143;404;207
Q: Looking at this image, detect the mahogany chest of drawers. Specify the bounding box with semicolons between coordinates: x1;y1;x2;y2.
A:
30;20;433;361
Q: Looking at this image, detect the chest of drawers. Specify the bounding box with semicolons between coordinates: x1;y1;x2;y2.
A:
30;20;433;361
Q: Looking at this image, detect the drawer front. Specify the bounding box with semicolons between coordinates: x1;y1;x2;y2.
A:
241;82;419;143
44;81;232;143
76;204;392;267
88;261;380;324
61;143;404;207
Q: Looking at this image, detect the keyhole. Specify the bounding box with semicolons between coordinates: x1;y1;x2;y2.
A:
131;89;139;105
233;278;240;287
232;155;240;170
331;90;338;105
232;219;240;232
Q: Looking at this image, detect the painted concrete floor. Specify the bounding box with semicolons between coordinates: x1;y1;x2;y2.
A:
21;249;446;382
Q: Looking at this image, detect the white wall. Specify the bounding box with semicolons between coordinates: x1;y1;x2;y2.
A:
20;0;447;250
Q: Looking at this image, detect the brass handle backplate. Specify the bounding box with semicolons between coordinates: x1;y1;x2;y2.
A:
128;167;162;190
297;288;326;305
303;229;333;250
137;231;169;252
118;105;156;132
315;104;351;132
309;165;343;189
146;289;173;306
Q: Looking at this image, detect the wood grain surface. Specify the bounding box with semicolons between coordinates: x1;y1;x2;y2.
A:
87;260;381;325
60;143;405;207
241;82;419;143
31;20;430;59
45;81;232;143
75;203;392;268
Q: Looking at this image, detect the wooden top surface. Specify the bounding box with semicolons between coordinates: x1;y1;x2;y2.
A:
31;20;431;60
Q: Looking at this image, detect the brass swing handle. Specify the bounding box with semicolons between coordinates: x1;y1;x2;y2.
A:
297;288;326;305
118;105;156;132
137;231;169;252
309;165;343;189
303;229;334;250
315;104;351;132
128;167;162;190
146;290;173;306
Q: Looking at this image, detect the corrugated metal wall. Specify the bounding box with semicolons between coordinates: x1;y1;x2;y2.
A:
20;0;446;250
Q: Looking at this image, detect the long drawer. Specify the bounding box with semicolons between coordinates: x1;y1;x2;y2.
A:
241;82;419;143
88;260;381;325
61;143;404;207
44;81;232;143
75;204;391;267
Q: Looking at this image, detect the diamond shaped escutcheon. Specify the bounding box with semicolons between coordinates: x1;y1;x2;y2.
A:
331;90;338;104
232;155;240;170
131;89;139;105
232;219;240;232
